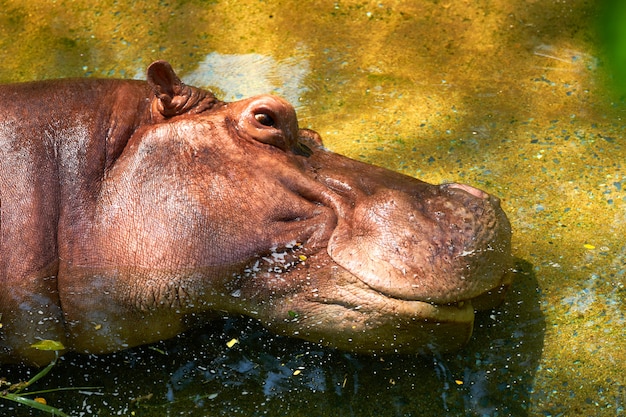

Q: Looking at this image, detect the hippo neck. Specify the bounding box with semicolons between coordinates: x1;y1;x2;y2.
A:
56;261;248;354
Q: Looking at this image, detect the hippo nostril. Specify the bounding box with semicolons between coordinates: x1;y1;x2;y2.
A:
445;183;489;199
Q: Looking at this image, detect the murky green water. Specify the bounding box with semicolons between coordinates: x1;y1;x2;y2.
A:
0;1;624;416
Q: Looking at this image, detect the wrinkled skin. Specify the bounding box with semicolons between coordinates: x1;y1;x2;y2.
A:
0;61;512;366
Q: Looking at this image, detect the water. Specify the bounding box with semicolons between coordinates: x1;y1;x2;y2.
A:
0;0;624;416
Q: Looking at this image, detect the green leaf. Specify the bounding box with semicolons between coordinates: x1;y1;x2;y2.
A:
30;340;65;351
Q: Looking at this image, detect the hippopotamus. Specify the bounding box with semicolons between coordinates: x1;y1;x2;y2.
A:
0;61;512;366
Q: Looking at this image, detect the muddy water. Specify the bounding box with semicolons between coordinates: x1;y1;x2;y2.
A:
0;1;624;416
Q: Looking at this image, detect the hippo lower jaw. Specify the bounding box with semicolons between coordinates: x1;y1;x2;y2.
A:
246;253;513;355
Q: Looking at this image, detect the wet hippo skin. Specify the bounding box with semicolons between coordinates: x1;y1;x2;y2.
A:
0;61;513;366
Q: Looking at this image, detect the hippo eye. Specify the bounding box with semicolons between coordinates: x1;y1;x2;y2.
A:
254;112;275;127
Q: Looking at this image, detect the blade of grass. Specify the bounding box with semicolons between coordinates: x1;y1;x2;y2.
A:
17;356;58;392
1;392;69;416
24;386;103;396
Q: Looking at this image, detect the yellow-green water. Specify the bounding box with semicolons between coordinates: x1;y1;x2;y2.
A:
0;1;624;416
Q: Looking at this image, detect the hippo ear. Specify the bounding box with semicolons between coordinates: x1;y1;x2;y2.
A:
146;60;217;118
147;61;183;98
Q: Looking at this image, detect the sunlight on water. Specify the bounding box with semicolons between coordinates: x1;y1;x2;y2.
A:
154;50;311;107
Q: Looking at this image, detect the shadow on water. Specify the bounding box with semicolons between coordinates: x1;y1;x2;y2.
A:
0;259;543;417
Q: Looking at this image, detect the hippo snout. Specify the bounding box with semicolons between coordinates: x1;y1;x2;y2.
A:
326;175;512;306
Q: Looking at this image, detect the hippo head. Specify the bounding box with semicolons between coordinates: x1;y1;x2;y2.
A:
61;61;513;356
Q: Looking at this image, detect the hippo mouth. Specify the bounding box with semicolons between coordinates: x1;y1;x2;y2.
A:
320;258;513;315
255;252;505;354
322;262;479;315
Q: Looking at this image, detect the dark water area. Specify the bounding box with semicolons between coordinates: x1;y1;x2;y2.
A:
0;0;625;416
2;260;544;416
